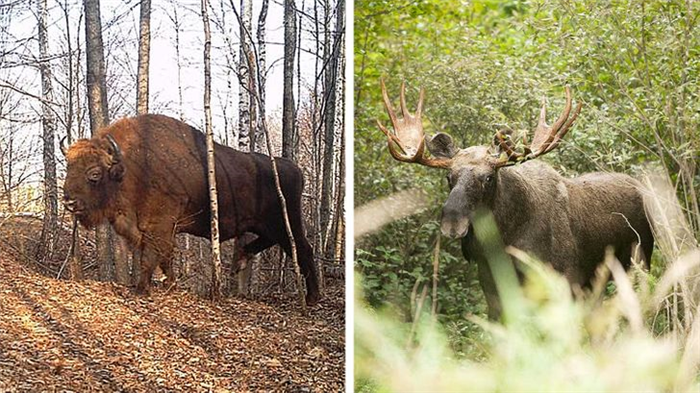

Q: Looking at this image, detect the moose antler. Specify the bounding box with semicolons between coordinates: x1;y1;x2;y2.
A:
376;79;452;169
495;86;582;167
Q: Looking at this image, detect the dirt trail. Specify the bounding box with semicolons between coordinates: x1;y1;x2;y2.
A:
0;247;344;392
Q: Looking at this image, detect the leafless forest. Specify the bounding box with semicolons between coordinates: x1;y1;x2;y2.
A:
0;0;345;390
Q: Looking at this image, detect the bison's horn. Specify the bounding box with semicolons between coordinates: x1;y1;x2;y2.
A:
105;134;122;163
60;136;69;156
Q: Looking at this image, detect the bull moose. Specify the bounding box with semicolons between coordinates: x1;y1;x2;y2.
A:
61;114;320;305
377;80;653;319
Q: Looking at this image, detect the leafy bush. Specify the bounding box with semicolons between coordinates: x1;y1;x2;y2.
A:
355;0;699;338
355;206;700;392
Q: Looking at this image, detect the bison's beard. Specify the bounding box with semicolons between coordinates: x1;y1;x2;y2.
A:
74;209;108;229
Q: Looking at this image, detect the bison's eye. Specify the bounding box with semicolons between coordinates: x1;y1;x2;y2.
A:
87;168;102;183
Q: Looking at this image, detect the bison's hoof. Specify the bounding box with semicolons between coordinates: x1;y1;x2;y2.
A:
306;292;321;307
134;284;151;296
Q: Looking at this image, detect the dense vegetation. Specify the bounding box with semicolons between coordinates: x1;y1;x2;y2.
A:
354;0;699;389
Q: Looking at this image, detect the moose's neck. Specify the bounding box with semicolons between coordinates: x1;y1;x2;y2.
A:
490;165;537;238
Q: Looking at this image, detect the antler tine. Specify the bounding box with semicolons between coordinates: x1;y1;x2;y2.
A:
376;79;452;169
535;96;547;135
543;101;582;154
530;96;551;154
376;119;407;155
495;86;581;167
381;78;400;127
530;86;574;155
494;130;524;168
544;86;572;147
399;81;410;118
416;87;425;116
538;88;575;154
495;130;521;159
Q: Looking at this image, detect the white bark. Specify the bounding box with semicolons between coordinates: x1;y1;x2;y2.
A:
136;0;151;114
201;0;222;299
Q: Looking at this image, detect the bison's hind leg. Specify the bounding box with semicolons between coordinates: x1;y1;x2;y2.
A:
271;229;320;306
296;237;320;306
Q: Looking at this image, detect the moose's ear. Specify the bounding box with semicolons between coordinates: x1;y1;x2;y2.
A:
426;132;457;159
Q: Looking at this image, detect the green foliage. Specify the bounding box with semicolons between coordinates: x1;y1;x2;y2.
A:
355;251;700;393
355;212;700;391
355;0;700;339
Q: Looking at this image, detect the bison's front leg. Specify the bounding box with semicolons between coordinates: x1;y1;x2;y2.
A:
135;228;175;294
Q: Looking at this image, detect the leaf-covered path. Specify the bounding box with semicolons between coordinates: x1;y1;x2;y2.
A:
0;248;345;392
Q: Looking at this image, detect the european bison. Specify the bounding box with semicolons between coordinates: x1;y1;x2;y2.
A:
62;114;320;305
377;81;653;319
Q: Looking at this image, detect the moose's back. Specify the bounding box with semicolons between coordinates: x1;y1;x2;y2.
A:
565;172;653;283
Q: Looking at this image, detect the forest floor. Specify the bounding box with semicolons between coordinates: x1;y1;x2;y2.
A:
0;217;345;392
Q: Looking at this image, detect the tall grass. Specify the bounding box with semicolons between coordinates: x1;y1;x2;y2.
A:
355;170;700;392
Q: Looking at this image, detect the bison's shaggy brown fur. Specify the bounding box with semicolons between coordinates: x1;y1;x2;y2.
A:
63;114;320;304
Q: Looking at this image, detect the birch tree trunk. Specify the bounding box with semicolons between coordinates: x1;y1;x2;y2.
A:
255;0;269;153
319;0;344;257
282;0;296;159
333;27;346;265
61;0;83;280
37;0;58;265
311;0;322;256
60;0;74;143
84;0;115;281
295;0;303;157
136;0;151;114
238;0;253;152
122;0;151;286
201;0;222;300
168;4;185;122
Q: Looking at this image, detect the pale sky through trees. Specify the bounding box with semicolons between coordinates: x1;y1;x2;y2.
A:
1;0;323;180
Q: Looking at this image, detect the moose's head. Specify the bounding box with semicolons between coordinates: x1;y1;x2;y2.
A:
61;134;125;227
377;80;581;239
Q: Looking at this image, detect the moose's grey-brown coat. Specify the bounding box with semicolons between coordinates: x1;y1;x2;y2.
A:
378;81;653;319
455;157;653;318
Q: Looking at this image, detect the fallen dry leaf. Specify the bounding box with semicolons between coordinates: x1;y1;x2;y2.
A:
0;223;345;392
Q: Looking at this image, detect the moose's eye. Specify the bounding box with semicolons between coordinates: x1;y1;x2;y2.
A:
87;169;102;183
484;175;493;184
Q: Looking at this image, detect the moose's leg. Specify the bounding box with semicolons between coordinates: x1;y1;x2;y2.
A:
476;258;502;321
463;236;503;320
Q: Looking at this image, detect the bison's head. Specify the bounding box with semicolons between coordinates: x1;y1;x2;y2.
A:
62;134;125;227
